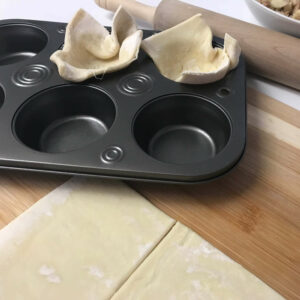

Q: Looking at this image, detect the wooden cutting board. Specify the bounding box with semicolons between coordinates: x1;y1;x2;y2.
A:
0;88;299;300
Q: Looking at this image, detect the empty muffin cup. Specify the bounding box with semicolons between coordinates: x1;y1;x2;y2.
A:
0;24;48;66
13;85;116;153
134;94;231;165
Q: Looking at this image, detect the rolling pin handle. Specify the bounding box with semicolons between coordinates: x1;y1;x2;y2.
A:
95;0;156;24
96;0;300;90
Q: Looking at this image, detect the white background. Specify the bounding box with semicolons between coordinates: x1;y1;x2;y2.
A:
0;0;299;110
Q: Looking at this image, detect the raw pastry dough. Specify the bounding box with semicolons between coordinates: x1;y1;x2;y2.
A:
0;177;175;300
142;14;241;84
112;222;284;300
50;7;142;82
0;177;284;299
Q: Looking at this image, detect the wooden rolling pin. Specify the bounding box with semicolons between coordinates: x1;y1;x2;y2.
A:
96;0;300;91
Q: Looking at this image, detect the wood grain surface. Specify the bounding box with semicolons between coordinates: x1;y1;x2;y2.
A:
0;88;299;299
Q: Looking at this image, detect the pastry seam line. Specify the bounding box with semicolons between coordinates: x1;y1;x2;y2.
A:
108;197;177;300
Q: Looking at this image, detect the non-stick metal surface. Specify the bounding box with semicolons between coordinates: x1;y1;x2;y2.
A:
0;19;246;183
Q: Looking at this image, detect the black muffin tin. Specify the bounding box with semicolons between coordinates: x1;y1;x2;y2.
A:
0;19;246;183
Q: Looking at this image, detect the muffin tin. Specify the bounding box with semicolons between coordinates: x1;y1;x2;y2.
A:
0;19;246;183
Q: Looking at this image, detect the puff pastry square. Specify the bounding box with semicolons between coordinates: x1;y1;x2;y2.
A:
51;7;142;82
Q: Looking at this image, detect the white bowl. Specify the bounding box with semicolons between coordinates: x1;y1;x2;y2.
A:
245;0;300;37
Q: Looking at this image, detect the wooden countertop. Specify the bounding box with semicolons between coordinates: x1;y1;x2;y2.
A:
0;88;299;299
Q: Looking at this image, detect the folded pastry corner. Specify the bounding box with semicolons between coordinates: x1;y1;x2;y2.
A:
50;6;143;82
224;33;241;70
142;14;241;85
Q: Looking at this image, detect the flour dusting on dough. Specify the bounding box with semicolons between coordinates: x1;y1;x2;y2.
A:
0;180;77;252
105;279;114;288
39;265;56;276
88;266;104;279
178;240;232;263
192;280;203;290
185;264;220;280
186;265;196;274
199;241;232;262
39;265;61;284
138;242;152;257
47;274;61;283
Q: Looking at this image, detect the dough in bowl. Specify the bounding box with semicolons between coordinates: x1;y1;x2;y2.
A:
50;6;142;82
142;14;241;84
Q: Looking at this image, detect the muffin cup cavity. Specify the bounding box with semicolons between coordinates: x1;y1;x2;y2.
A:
133;94;231;165
13;85;116;153
0;24;48;66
